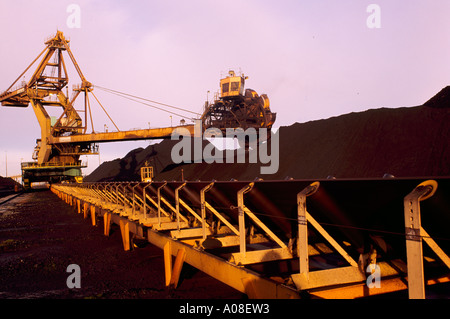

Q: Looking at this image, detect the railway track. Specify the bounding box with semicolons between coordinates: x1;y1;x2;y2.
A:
0;192;24;206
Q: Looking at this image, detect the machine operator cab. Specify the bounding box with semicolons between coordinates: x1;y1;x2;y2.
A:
220;70;247;99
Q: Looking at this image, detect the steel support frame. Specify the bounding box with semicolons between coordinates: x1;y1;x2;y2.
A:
229;182;292;266
50;179;450;299
291;179;450;298
51;184;300;298
149;228;299;298
292;181;363;292
403;180;450;299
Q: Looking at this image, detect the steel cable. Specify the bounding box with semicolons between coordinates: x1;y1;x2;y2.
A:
94;85;200;119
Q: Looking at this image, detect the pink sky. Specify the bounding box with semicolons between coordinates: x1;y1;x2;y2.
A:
0;0;449;176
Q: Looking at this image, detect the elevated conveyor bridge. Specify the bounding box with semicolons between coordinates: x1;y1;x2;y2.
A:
51;176;450;299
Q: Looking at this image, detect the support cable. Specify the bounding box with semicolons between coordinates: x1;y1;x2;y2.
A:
94;85;200;119
90;91;120;132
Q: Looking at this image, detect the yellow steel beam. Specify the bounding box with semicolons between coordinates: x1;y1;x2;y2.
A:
403;180;437;299
49;125;195;144
309;275;450;299
148;229;300;299
164;242;173;286
421;227;450;268
119;219;131;251
104;212;112;236
169;248;187;289
90;205;96;226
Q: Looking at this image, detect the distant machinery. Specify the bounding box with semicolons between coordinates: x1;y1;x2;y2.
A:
0;31;96;188
201;70;276;134
0;32;191;188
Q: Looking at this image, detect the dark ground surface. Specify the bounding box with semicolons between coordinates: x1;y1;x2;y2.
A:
0;189;245;300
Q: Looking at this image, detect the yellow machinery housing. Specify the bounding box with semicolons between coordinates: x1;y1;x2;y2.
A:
140;165;154;182
220;70;246;98
202;70;276;135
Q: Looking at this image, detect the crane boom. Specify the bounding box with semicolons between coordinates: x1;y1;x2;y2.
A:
50;125;195;144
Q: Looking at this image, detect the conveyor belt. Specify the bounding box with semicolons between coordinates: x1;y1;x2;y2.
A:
51;177;450;299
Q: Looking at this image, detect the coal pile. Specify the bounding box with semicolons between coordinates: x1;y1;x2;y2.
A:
85;139;212;182
423;86;450;108
86;87;450;182
85;140;178;182
0;176;22;197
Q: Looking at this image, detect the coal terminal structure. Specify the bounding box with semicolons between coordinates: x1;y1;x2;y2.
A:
0;32;449;300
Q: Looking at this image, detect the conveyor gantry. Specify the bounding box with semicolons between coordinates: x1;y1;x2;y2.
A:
51;176;450;299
